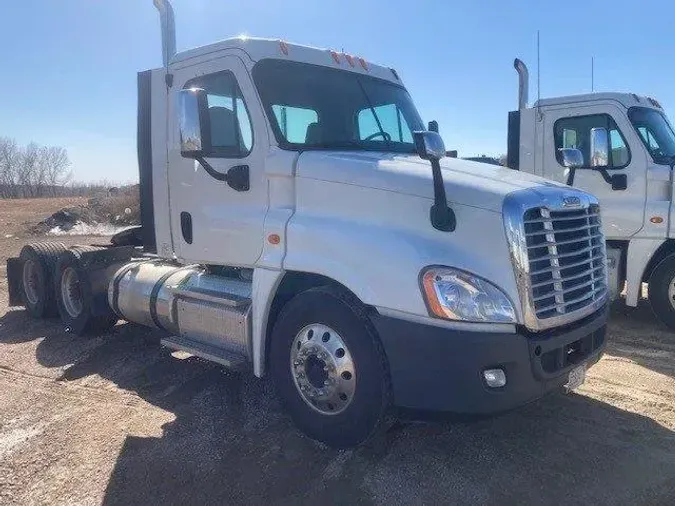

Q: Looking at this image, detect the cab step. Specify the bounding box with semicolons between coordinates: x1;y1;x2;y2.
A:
161;335;248;370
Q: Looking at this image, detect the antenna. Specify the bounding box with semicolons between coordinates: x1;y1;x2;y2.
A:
591;57;595;92
537;30;541;107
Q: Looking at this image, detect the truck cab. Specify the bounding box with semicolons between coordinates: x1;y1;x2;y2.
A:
508;59;675;330
6;5;609;447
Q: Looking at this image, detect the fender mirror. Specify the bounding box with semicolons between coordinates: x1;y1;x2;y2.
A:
413;130;455;232
178;88;211;158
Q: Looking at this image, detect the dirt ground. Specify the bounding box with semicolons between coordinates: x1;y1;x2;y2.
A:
0;198;674;505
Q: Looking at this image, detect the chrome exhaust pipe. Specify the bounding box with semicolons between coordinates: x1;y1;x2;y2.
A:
514;58;529;110
153;0;176;68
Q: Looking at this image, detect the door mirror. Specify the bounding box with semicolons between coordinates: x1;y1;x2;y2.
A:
559;148;584;168
590;127;609;167
179;88;211;158
413;131;446;161
611;173;627;191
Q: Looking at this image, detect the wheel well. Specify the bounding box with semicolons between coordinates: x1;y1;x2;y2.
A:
264;272;364;371
642;239;675;282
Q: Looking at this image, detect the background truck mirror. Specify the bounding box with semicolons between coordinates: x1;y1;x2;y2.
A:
611;173;628;191
179;88;212;158
559;148;584;168
590;127;609;167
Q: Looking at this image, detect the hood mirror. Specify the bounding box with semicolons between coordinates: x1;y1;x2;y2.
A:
413;128;455;232
414;131;446;161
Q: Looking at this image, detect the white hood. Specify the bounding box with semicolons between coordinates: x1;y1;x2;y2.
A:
296;151;565;212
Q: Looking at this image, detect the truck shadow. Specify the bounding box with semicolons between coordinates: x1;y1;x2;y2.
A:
606;299;675;378
0;309;674;504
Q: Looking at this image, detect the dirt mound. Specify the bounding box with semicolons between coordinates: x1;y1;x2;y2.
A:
30;187;140;236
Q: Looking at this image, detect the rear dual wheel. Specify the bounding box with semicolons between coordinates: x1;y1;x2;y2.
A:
54;246;118;335
19;242;67;318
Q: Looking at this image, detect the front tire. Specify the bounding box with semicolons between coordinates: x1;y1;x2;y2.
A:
270;286;391;447
648;254;675;331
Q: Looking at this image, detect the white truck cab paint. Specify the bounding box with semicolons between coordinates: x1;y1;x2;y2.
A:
5;4;609;447
508;59;675;330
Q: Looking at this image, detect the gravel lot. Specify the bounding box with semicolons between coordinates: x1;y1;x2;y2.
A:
1;198;674;505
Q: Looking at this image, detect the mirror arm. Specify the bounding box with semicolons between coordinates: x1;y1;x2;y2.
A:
430;159;456;232
194;157;250;192
196;157;227;181
566;168;577;186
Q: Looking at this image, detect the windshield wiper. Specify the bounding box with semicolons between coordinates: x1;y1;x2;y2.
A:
356;78;391;150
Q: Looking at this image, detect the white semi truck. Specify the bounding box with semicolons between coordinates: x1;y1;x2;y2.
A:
508;59;675;331
5;3;609;447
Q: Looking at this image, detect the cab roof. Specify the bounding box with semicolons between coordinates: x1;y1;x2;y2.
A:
533;92;663;110
171;37;403;85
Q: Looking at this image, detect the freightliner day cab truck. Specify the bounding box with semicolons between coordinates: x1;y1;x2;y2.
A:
508;59;675;331
5;2;609;447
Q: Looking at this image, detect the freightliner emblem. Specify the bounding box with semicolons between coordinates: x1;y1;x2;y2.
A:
562;196;581;207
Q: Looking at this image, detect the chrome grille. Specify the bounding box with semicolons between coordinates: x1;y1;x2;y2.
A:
523;204;606;320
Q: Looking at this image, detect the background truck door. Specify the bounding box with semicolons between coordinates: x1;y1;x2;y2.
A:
168;55;268;266
540;104;646;239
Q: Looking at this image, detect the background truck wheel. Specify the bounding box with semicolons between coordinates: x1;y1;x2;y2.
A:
270;286;391;448
55;246;118;336
19;242;67;318
648;254;675;331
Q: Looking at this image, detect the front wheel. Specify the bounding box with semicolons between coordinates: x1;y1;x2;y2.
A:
648;254;675;331
270;286;391;447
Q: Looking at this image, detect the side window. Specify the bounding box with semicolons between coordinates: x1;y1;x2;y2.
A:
186;71;253;157
271;105;319;144
554;114;630;169
358;104;413;142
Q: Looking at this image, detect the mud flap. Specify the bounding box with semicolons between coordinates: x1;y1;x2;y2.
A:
6;257;23;307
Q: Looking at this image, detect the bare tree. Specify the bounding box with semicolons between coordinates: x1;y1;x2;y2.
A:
41;146;72;194
0;137;20;198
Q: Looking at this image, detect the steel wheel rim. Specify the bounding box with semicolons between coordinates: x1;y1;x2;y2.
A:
668;279;675;310
61;267;83;318
22;259;40;305
290;323;356;416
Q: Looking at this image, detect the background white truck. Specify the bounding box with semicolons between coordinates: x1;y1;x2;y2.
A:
5;2;609;447
507;59;675;331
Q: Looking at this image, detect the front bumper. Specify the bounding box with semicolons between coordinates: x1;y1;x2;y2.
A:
370;306;607;414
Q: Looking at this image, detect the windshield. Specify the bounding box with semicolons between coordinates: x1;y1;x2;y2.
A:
628;107;675;164
252;59;424;153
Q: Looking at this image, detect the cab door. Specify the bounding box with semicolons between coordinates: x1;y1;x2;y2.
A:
540;103;646;239
167;55;269;266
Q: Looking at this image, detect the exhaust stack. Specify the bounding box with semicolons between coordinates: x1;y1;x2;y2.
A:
153;0;176;68
514;58;529;110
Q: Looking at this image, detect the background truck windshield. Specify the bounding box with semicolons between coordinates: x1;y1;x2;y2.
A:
252;59;424;153
628;107;675;163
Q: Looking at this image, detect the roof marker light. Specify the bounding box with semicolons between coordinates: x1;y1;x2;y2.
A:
279;40;289;55
330;50;341;64
344;54;355;67
358;57;368;71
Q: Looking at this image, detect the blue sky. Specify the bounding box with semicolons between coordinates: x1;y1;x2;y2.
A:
1;0;674;182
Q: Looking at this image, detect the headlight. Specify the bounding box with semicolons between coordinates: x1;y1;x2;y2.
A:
421;267;516;323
